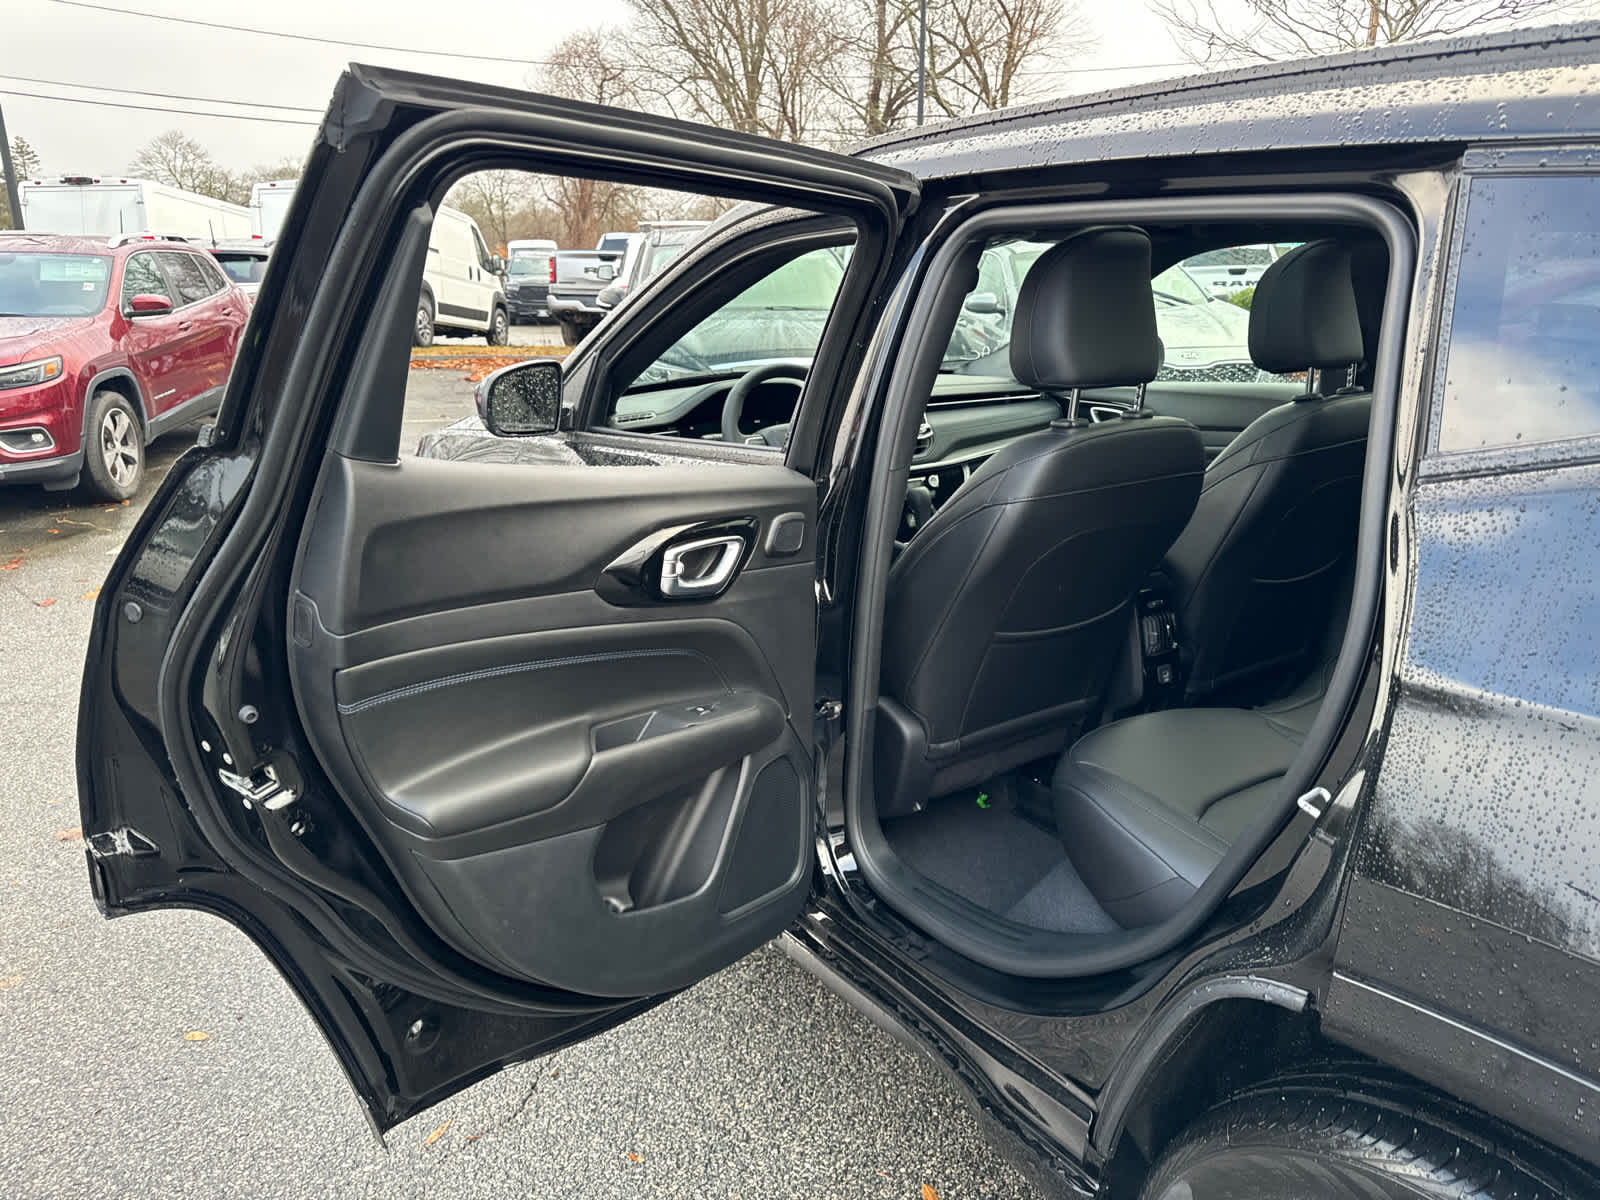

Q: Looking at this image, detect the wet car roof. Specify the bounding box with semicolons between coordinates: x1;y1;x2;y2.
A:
856;22;1600;179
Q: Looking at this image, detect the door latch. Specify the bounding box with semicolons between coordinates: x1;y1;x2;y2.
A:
1296;786;1331;820
217;762;296;811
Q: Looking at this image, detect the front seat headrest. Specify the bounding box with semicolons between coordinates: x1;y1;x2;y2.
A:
1009;227;1160;391
1248;240;1364;376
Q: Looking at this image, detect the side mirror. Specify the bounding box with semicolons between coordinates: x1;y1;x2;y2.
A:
595;263;618;282
963;292;1005;316
126;293;174;315
490;253;505;274
475;358;563;436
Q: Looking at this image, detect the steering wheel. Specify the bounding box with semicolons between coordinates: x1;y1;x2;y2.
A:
721;363;808;444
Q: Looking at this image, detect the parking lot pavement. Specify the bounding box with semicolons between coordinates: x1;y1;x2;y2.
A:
0;371;1033;1199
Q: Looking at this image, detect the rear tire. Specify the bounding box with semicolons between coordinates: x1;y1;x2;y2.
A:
81;389;144;502
558;319;581;347
1142;1087;1567;1199
414;293;435;348
487;305;510;346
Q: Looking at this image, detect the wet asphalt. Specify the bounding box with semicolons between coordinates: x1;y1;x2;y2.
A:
0;326;1032;1200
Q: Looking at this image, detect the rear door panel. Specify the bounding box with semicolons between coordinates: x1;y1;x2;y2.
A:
288;453;819;997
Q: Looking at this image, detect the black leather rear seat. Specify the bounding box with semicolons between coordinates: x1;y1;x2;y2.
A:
1050;238;1381;928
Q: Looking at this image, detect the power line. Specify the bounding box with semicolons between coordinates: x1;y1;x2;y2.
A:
51;0;559;67
48;1;1206;79
0;72;323;114
0;87;320;126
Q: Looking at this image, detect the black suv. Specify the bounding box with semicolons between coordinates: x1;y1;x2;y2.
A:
79;27;1600;1199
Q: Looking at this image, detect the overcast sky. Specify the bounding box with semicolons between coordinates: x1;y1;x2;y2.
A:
3;0;1192;175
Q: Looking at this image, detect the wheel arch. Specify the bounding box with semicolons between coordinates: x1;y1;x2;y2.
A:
82;367;149;444
1095;990;1600;1196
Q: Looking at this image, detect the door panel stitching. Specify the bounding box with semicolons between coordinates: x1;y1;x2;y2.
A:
337;648;726;715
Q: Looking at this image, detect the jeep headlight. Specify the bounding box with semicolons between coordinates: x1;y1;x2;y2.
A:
0;356;64;390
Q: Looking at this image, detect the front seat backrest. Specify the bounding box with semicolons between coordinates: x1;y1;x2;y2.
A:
875;228;1206;817
1163;239;1373;706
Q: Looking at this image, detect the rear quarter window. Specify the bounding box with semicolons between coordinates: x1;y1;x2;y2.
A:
1437;174;1600;454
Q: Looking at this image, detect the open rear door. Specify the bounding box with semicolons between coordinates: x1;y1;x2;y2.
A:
76;65;917;1130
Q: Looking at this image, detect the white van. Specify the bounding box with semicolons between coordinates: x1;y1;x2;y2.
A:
19;177;251;243
416;206;508;346
249;180;297;241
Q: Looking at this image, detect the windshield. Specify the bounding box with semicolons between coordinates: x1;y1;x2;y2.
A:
1153;264;1208;306
213;254;267;284
507;258;545;277
0;252;113;317
941;239;1273;384
631;244;852;385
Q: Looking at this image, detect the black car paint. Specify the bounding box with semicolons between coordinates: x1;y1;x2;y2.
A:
75;27;1600;1191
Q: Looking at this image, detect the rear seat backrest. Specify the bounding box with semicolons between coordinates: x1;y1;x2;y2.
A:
1161;239;1377;706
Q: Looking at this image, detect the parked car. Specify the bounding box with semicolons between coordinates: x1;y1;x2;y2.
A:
207;240;271;304
0;231;247;499
596;219;710;311
547;239;632;345
19;176;252;243
79;28;1600;1200
504;237;556;323
1181;242;1282;298
415;204;507;347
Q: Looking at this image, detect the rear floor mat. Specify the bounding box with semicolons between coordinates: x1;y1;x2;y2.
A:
881;785;1120;935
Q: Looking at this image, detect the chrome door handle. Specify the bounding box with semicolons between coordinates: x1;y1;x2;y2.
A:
659;534;745;597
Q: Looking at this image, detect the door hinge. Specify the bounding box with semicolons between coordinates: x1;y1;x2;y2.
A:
814;699;843;721
85;826;160;859
217;762;295;811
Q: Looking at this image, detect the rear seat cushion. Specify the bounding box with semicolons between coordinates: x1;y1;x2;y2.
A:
1052;708;1304;927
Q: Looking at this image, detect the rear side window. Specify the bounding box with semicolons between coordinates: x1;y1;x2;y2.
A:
157;251;218;306
121;252;171;305
1438;175;1600;454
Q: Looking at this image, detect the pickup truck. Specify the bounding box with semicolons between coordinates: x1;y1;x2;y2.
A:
546;242;633;345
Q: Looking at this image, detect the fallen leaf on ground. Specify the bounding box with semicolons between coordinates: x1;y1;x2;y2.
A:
625;1152;642;1163
46;528;59;534
0;974;24;991
424;1120;451;1147
36;598;56;607
52;827;82;842
183;1031;209;1042
464;1134;482;1144
81;587;100;600
922;1185;940;1200
1;556;22;570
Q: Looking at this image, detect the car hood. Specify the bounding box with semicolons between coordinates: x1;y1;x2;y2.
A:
0;315;95;360
1156;299;1252;370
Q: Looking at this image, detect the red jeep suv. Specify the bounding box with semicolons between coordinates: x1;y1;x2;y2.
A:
0;232;248;500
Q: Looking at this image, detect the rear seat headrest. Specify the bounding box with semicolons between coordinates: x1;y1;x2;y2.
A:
1248;239;1364;376
1009;227;1161;391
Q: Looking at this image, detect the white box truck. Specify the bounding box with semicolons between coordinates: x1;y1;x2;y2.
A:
18;176;252;243
249;179;297;241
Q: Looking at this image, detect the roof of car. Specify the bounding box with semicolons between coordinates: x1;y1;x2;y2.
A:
0;232;196;254
857;21;1600;179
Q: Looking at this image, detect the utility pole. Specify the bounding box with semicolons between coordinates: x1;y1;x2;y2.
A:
916;0;927;126
0;102;21;229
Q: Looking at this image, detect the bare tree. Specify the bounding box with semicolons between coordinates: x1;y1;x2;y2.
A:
625;0;842;141
538;30;646;245
924;0;1089;115
128;130;245;203
819;0;1091;140
446;170;533;250
1154;0;1583;64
